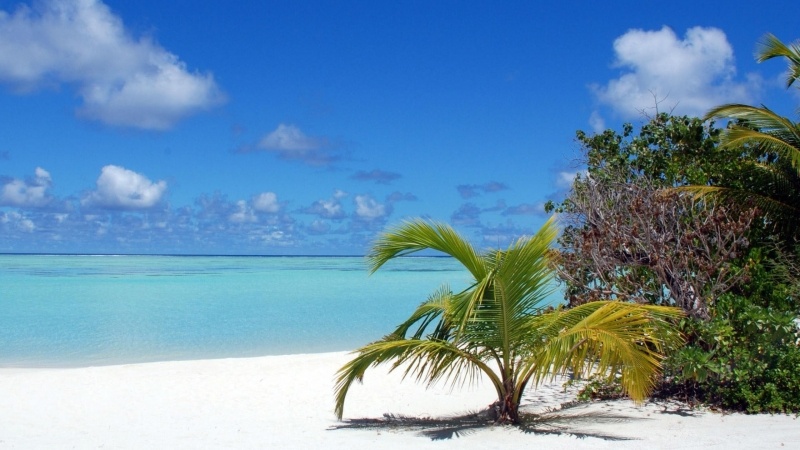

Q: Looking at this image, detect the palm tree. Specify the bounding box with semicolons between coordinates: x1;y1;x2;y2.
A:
334;217;683;424
695;34;800;234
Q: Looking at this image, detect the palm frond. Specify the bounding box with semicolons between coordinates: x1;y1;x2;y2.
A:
705;104;800;168
334;338;501;419
472;218;558;360
494;217;558;315
724;127;800;169
390;285;452;340
678;183;800;224
367;219;486;279
756;33;800;88
521;302;684;403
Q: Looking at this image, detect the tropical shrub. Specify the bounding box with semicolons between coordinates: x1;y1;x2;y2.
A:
552;112;800;413
553;172;756;318
660;251;800;413
549;114;761;318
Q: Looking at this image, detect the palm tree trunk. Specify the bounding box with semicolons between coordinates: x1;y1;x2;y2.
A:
497;379;520;424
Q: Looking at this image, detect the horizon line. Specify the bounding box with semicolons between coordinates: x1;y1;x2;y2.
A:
0;252;452;258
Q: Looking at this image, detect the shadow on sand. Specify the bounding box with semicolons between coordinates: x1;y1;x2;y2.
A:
329;403;650;441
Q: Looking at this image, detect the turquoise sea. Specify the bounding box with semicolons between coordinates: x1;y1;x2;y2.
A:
0;255;470;368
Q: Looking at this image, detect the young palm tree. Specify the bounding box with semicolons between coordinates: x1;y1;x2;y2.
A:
334;217;683;424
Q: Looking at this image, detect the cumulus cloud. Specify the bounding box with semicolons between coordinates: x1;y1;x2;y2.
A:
251;192;280;213
350;169;401;185
227;192;285;225
457;181;509;199
194;192;234;221
82;165;166;209
255;124;337;166
0;167;53;207
592;26;758;119
354;194;386;220
228;200;256;223
302;190;347;219
0;0;224;129
0;211;35;232
259;124;322;151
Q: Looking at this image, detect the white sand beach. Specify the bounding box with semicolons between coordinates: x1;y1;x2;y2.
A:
0;351;797;449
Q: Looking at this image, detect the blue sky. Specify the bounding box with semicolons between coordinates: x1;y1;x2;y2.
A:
0;0;797;255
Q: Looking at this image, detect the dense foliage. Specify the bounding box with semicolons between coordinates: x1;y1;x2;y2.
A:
661;252;800;413
697;34;800;241
669;34;800;412
548;114;761;313
551;111;800;413
553;171;756;319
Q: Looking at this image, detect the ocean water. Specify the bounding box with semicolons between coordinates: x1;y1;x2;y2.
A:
0;255;470;368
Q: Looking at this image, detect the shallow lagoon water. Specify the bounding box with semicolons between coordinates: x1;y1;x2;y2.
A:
1;255;470;367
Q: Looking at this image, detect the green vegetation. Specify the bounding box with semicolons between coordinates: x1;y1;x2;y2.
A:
551;34;800;414
334;217;683;424
697;34;800;239
666;35;800;413
548;113;757;319
335;33;800;421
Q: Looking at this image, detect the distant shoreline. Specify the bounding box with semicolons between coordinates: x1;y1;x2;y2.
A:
0;252;453;258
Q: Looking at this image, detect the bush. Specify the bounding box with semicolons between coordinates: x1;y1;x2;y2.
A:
661;290;800;413
572;375;625;402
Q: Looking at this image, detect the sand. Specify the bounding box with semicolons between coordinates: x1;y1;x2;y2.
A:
0;351;797;449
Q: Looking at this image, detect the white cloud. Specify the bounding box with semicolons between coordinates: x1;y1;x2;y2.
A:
589;111;606;133
318;199;344;218
258;230;286;244
0;0;224;129
259;124;322;151
0;211;35;232
0;166;52;207
354;195;386;220
303;190;347;219
555;171;582;190
593;26;758;118
252;192;280;213
229;200;257;223
257;124;337;166
82;165;166;209
18;216;35;232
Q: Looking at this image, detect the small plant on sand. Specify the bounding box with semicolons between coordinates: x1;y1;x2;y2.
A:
334;217;683;424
